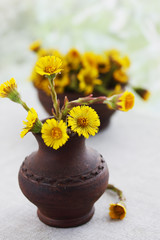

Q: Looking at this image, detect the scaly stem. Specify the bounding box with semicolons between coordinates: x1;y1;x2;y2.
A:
61;95;107;120
61;94;119;121
107;184;126;202
8;90;30;112
20;100;30;112
48;75;60;120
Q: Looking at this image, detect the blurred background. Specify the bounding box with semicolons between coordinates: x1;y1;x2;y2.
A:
0;0;160;115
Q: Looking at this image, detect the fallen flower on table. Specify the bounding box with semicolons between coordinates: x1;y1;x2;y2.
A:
109;202;126;220
107;184;126;220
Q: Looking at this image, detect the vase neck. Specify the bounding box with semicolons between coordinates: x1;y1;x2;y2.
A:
27;133;100;179
33;133;86;155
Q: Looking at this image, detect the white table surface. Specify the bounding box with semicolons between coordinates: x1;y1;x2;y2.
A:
0;84;160;240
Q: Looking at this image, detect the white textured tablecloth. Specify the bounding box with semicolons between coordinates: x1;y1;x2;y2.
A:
0;84;160;240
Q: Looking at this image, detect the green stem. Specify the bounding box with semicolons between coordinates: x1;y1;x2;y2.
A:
69;72;78;91
61;96;107;121
101;65;116;88
95;85;112;96
48;75;60;119
20;100;30;112
107;184;126;202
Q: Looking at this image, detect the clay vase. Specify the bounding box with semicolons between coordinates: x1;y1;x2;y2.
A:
37;89;115;131
18;133;109;228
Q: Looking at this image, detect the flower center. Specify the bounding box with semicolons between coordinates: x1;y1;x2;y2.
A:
98;63;106;69
85;76;92;84
125;94;134;110
77;117;88;127
45;66;55;74
51;127;62;139
114;205;124;216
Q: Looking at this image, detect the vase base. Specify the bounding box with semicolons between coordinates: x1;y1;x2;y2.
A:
37;207;95;228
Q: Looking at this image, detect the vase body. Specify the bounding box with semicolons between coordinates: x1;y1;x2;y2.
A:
18;134;109;228
37;89;115;131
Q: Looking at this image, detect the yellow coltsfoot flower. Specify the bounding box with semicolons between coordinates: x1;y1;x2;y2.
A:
65;48;81;70
21;108;42;138
41;119;69;150
36;56;63;76
107;50;130;69
29;40;41;52
82;52;97;69
54;72;70;94
105;49;120;58
109;202;126;220
113;69;128;83
113;55;130;69
117;91;135;111
78;67;102;95
0;78;20;102
104;91;134;112
133;87;150;101
97;55;110;74
68;106;100;138
31;68;51;95
0;78;17;97
121;56;130;68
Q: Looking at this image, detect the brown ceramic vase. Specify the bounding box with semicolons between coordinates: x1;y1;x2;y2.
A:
37;89;115;131
18;133;109;228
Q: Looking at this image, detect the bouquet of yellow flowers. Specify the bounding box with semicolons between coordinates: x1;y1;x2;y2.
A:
0;55;134;150
30;41;150;101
